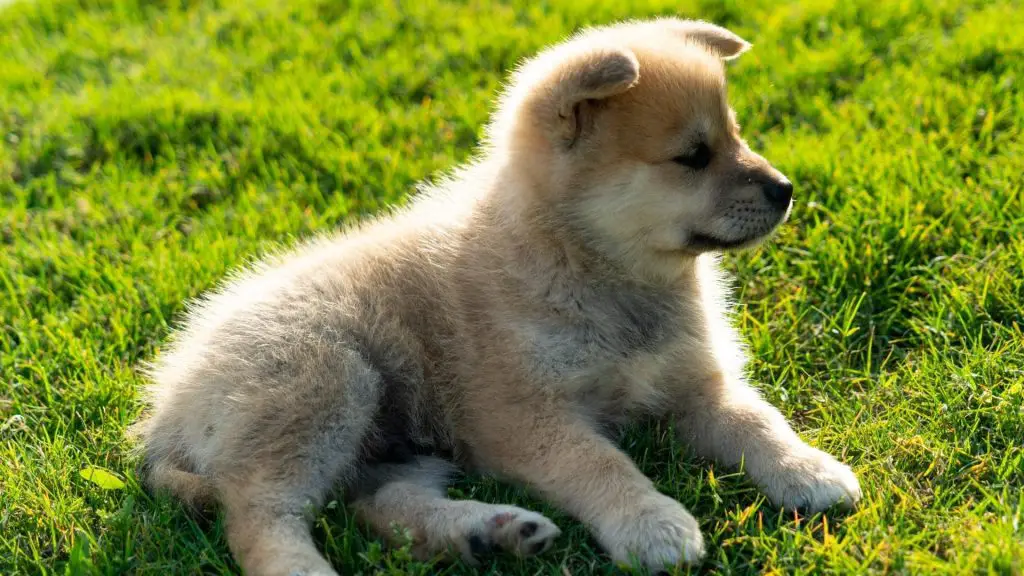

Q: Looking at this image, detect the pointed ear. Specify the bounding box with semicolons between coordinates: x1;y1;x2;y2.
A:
497;41;639;147
656;18;752;60
547;46;640;116
548;46;639;146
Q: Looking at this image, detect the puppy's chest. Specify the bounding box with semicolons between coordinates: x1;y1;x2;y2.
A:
521;284;686;415
573;349;677;421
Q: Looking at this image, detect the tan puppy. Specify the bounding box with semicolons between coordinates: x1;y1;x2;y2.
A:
132;18;861;575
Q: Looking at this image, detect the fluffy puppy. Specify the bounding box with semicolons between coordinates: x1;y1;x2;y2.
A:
132;17;861;575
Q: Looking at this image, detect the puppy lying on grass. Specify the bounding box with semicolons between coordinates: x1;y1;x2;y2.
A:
133;17;861;575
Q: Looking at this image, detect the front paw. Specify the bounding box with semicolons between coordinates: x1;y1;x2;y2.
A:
756;447;862;513
598;493;705;572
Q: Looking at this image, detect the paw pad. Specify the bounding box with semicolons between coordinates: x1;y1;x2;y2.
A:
467;534;491;556
519;521;538;538
490;511;516;527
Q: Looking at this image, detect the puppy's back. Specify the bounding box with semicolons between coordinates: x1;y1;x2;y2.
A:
134;181;481;501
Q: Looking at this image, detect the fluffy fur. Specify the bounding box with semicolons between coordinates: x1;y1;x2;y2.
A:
132;18;861;575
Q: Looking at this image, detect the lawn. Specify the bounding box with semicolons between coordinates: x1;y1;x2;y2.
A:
1;0;1022;574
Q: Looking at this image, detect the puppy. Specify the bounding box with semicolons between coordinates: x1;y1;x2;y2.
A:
132;18;861;575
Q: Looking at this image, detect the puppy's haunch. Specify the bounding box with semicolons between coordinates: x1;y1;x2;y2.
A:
133;17;860;575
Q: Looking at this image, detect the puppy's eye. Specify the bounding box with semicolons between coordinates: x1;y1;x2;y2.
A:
673;143;713;170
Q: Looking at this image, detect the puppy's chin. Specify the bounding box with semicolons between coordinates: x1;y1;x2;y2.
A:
683;225;782;254
683;233;765;254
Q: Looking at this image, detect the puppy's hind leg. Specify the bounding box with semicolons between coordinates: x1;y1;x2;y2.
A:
351;457;561;565
217;348;384;576
220;480;339;576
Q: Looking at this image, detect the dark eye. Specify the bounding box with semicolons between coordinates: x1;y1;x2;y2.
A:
673;142;713;170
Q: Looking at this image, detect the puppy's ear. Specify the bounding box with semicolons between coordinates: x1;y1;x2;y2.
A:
549;46;639;146
496;41;639;148
546;46;640;114
657;18;751;60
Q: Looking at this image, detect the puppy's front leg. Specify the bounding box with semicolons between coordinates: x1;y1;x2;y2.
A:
674;373;861;513
465;394;705;570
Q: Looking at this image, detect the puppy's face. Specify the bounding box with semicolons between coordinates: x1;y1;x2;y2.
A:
498;19;792;276
578;46;793;257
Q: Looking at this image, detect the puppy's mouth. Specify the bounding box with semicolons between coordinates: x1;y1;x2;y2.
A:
687;232;760;252
685;202;791;253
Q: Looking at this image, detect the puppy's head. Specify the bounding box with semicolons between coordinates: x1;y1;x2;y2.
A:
491;19;792;278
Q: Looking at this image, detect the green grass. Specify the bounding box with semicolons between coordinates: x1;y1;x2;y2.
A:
1;0;1023;573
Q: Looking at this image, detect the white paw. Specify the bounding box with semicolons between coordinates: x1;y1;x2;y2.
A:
599;493;705;571
455;506;561;564
758;447;862;513
485;507;562;558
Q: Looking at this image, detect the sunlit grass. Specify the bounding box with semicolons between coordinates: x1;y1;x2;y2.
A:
1;0;1022;573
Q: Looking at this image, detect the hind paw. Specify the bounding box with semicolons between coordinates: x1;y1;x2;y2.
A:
457;506;561;564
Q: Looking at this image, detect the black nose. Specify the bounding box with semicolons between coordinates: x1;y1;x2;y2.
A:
763;178;793;209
